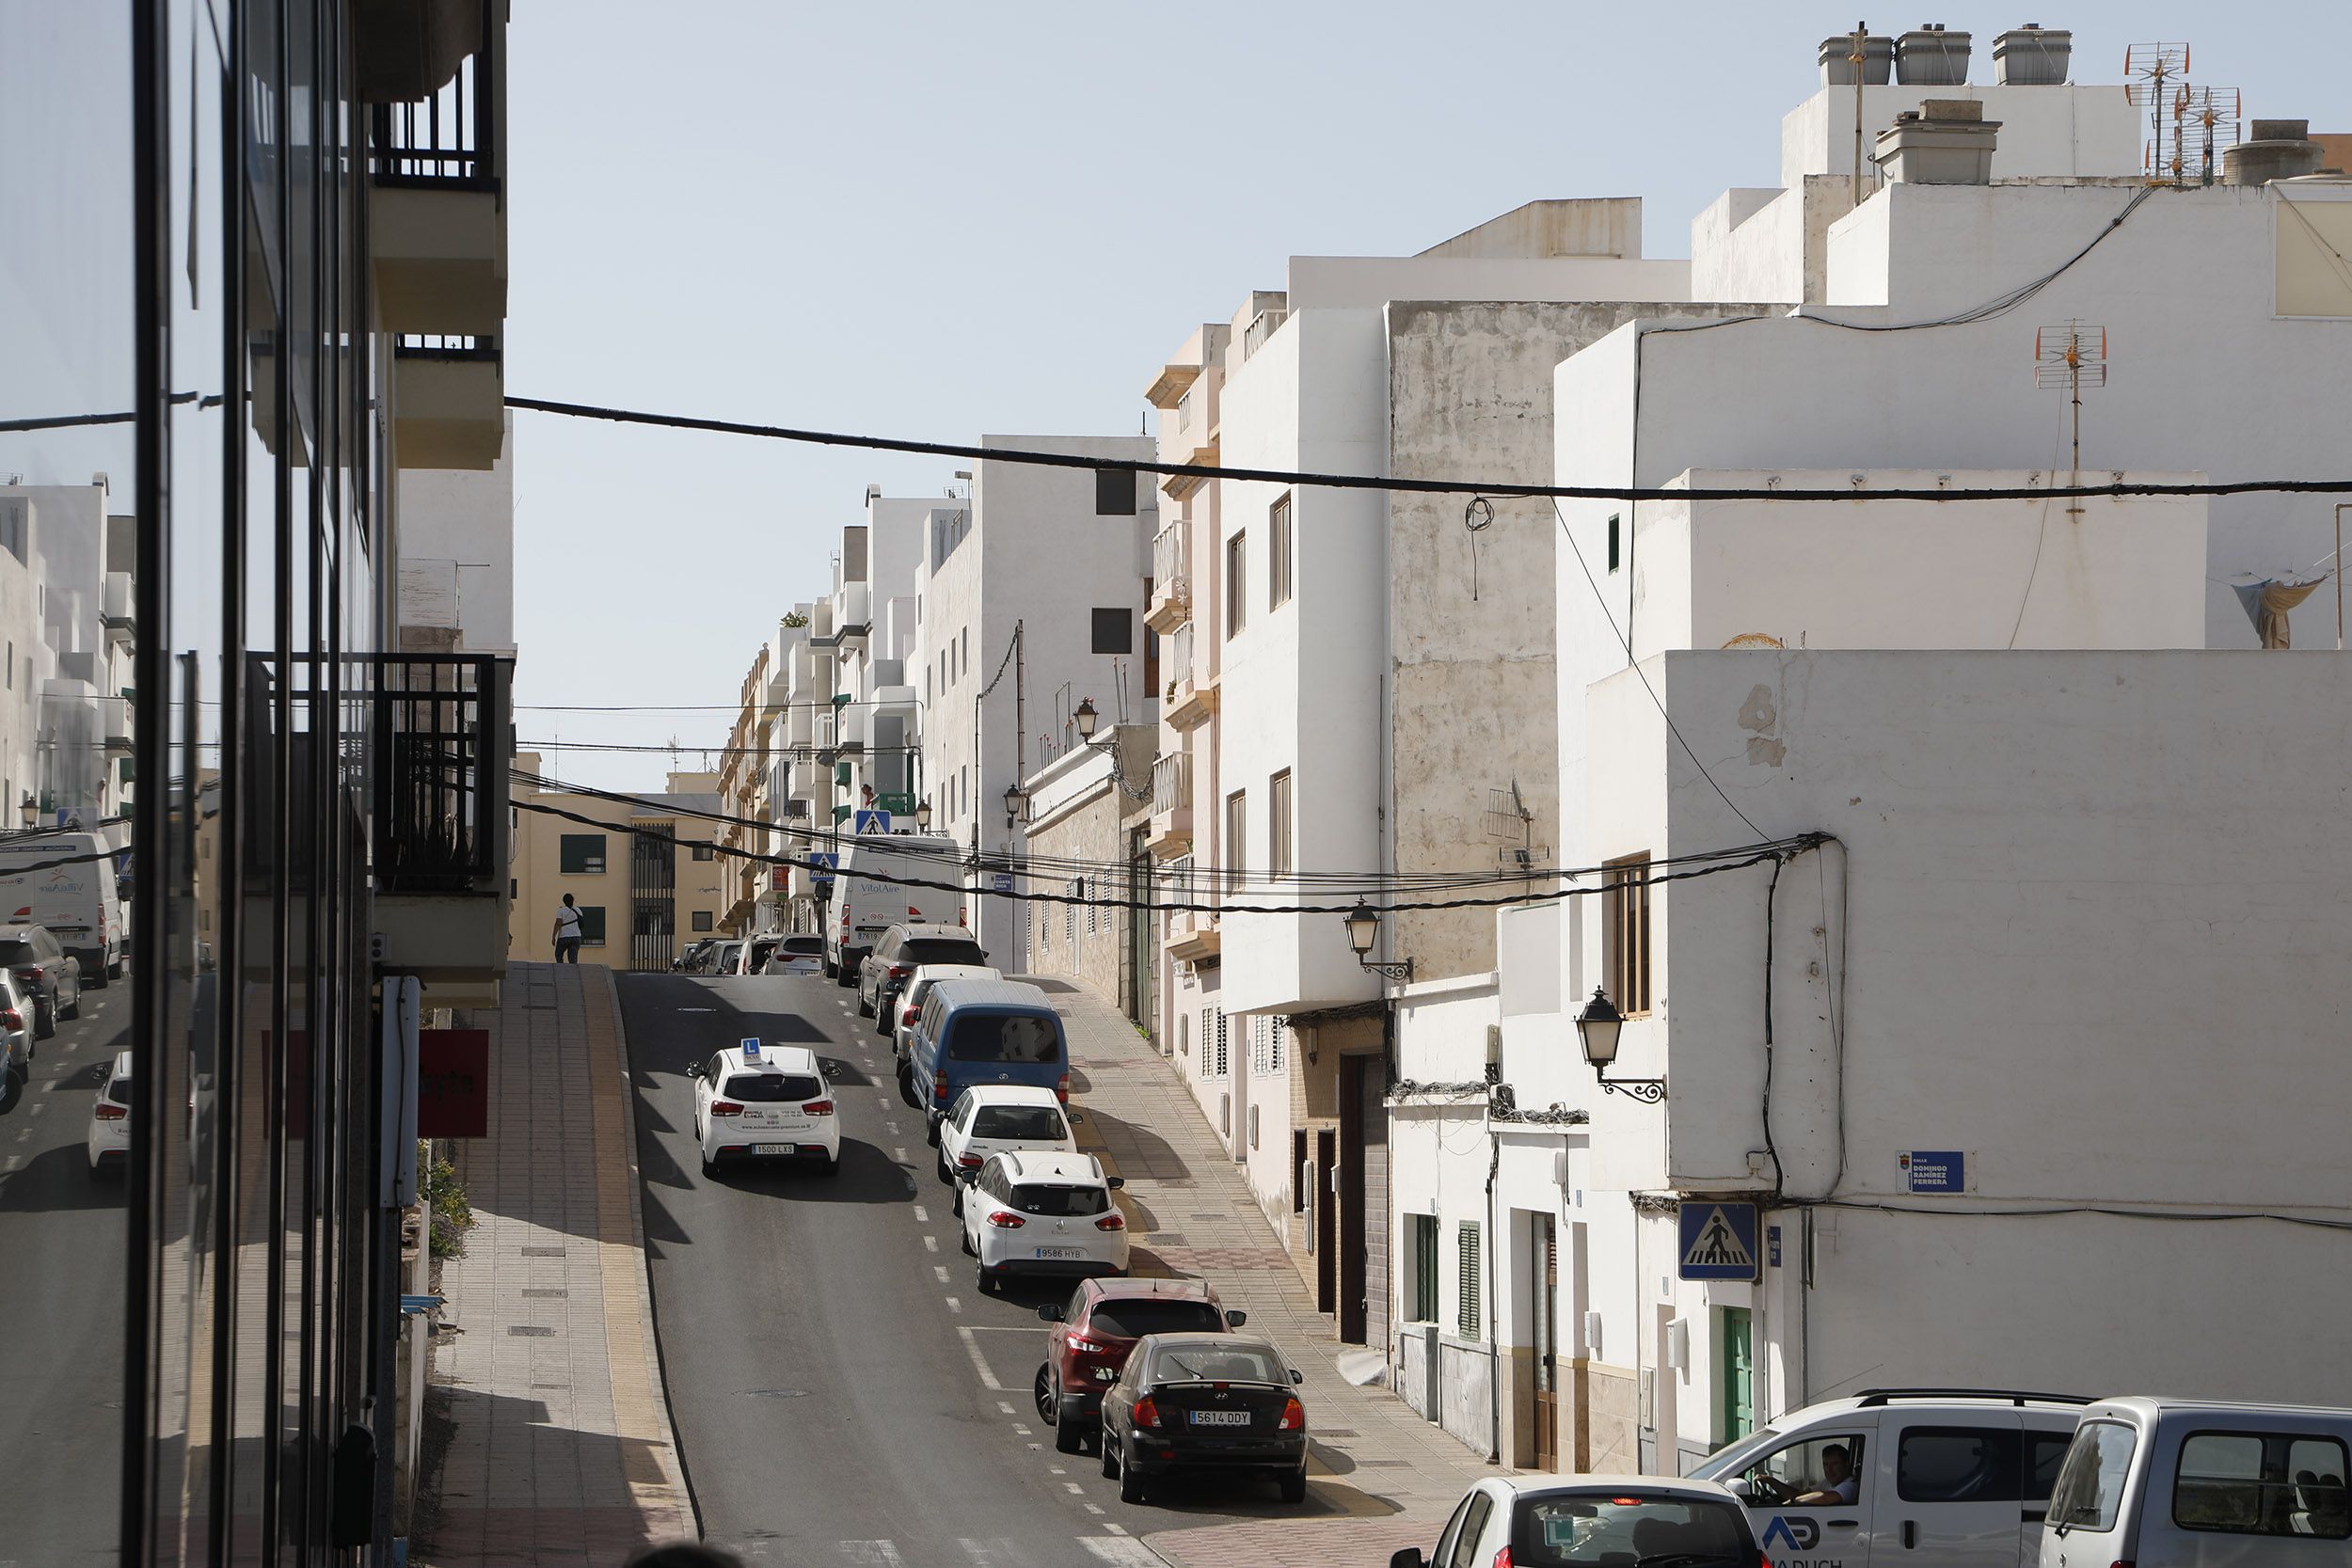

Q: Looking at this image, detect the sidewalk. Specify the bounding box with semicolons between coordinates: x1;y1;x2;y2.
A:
416;963;694;1567
1030;975;1506;1567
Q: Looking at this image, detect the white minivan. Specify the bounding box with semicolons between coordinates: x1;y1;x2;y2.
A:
0;831;127;985
822;832;963;986
2041;1396;2351;1566
1690;1386;2089;1566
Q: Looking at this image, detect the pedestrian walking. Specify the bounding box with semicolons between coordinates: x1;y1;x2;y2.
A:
552;893;584;963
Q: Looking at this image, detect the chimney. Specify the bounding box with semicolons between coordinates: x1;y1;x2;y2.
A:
1896;23;1971;85
2225;120;2326;186
1874;99;2001;184
1993;24;2072;85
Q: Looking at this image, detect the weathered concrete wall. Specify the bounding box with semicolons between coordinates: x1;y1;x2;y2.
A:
1384;300;1766;983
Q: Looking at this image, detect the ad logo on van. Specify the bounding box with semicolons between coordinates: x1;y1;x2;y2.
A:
1760;1516;1820;1553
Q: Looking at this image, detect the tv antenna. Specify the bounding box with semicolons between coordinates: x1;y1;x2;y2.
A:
2034;322;2108;515
2123;42;2191;183
2176;86;2241;186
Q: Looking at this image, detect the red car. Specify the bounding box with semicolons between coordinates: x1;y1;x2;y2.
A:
1033;1278;1246;1454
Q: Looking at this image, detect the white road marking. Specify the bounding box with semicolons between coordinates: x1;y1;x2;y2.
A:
1048;1465;1066;1475
932;1265;950;1284
1012;1423;1032;1436
922;1234;938;1253
944;1295;961;1313
951;1325;1003;1389
1101;1523;1128;1537
893;1147;908;1163
28;1102;43;1117
912;1205;929;1223
1084;1503;1105;1516
1080;1538;1157;1563
836;1544;905;1566
3;1155;19;1171
1063;1481;1086;1495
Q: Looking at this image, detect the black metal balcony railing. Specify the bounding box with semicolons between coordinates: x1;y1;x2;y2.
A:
368;0;499;190
393;334;501;360
374;655;508;895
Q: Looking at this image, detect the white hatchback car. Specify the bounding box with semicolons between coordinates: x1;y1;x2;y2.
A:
87;1048;133;1174
688;1040;839;1177
935;1085;1077;1197
961;1149;1127;1293
0;969;33;1085
1391;1474;1764;1568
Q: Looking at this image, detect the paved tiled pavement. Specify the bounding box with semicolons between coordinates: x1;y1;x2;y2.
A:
418;964;694;1566
1027;974;1507;1567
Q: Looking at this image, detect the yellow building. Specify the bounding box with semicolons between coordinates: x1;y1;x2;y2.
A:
509;752;728;970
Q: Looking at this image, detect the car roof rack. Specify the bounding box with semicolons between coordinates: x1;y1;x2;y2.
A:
1852;1387;2092;1408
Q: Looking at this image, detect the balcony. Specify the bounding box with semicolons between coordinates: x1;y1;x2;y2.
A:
393;335;503;470
1146;521;1190;635
369;654;514;1002
1147;752;1192;858
1168;905;1221;966
368;0;505;338
1161;435;1216;502
1144;360;1201;410
101;571;135;646
1165;623;1217;731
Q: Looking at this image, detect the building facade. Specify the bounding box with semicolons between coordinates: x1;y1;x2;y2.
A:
508;756;725;969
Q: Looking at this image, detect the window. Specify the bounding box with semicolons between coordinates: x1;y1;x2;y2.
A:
1445;1494;1494;1568
691;843;714;861
1268;493;1292;608
1268;1015;1285;1074
1065;880;1077;947
1200;1006;1228;1079
1740;1433;1867;1506
2174;1431;2349;1538
575;906;608;946
1268;769;1292;879
1407;1214;1439;1323
1455;1221;1483;1338
691;911;713;933
1603;852;1652;1015
560;833;607;875
1899;1426;2024;1502
2049;1423;2137;1533
961;627;968;676
1248;1016;1269;1076
1607;513;1622;573
1224;790;1246;896
1226;530;1247;637
1293;1130;1309;1213
1091;607;1133;655
1095;466;1137;515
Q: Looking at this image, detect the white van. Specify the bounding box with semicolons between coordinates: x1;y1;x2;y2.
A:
822;832;964;985
2041;1396;2352;1566
0;831;127;985
1689;1386;2090;1566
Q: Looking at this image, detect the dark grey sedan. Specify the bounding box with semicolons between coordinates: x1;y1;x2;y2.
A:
1097;1333;1309;1506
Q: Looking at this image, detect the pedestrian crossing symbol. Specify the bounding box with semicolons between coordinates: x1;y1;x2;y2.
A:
1677;1201;1760;1281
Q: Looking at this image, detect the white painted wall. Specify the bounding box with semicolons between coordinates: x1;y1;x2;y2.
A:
395;415;515;652
1779;83;2146;187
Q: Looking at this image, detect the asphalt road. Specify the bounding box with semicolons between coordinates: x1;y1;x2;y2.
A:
620;970;1311;1567
0;980;131;1568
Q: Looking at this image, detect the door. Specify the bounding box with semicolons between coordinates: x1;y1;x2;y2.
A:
1532;1215;1559;1470
1716;1307;1754;1446
1338;1056;1369;1343
1732;1426;1874;1567
1884;1413;2030;1567
1314;1129;1337;1314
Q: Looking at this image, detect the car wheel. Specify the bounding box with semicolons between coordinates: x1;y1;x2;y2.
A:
820;1155;840;1179
934;1147;952;1184
1118;1453;1149;1506
700;1151;716;1178
976;1266;995;1295
835;966;856;989
89;964;110;990
960;1225;975;1257
1034;1364;1057;1423
61;991;78;1022
949;1182;963;1217
924;1115;942;1148
820;957;837;979
897;1065;918;1109
1277;1467;1308;1505
35;1009;53;1041
1055;1406;1085;1455
1100;1433;1120;1481
856;989;873;1018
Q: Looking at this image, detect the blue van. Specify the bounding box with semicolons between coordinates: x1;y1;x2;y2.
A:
912;978;1070;1143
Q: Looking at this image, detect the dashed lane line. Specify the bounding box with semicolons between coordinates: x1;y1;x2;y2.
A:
912;1204;930;1224
951;1324;1003;1390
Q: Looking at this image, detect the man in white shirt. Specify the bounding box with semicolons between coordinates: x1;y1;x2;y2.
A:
552;894;584;963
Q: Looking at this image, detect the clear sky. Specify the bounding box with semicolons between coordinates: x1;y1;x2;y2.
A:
504;1;2349;790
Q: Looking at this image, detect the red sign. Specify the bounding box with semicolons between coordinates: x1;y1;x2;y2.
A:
418;1029;490;1138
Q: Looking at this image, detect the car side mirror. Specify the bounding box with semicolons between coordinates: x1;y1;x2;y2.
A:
1727;1479;1755;1502
1105;1176;1124;1190
1226;1310;1247;1327
686;1063;704;1080
1291;1368;1304;1385
1036;1304;1062;1323
1391;1551;1428;1568
1067;1111;1084;1124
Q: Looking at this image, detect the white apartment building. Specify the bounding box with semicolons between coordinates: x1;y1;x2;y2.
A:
0;480;137;824
1389;40;2352;1477
394;416;516;656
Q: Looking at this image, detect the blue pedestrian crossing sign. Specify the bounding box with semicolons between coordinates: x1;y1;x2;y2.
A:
807;851;838;884
1677;1201;1761;1281
853;809;892;835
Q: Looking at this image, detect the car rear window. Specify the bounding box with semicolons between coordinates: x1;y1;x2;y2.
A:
723;1073;823;1102
0;942;33;966
903;938;986;966
1510;1494;1751;1566
780;936;822;954
108;1074;135;1108
1146;1342;1286;1385
1009;1182;1105;1217
2049;1420;2137;1533
1088;1299;1225;1338
747;940;779;965
971;1105;1067;1142
946;1014;1062;1064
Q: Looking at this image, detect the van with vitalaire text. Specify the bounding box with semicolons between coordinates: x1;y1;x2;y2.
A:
0;830;128;985
822;832;964;986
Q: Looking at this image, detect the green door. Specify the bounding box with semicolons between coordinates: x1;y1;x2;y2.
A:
1716;1307;1754;1444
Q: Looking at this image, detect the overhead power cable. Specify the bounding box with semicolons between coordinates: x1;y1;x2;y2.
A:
507;393;2352;504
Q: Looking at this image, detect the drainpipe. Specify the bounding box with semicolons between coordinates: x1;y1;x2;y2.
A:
1486;1127;1502;1465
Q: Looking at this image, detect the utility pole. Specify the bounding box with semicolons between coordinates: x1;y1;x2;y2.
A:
1851;21;1869;209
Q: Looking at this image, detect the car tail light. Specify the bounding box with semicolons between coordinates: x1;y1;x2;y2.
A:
1095;1212;1125;1231
95;1101;127;1121
1;1009;21;1031
1056;1074;1070;1104
908;906;922;918
1066;1337;1105;1355
803;1101;833;1117
934;1076;949;1102
1132;1396;1160;1429
21;966;39;981
901;1005;919;1025
1490;1548;1512;1568
709;1101;745;1117
889;964;912;978
1279;1396;1305;1431
986;1210;1025;1228
956;1152;983;1169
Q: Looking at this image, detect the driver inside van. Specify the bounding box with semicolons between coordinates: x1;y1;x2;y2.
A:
1792;1444;1859;1506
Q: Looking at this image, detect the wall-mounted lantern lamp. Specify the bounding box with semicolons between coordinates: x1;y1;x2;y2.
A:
1576;987;1663;1101
1343;901;1415;985
1002;781;1029;830
914;799;933;830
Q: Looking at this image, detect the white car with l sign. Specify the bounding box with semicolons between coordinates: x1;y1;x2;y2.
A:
688;1039;839;1177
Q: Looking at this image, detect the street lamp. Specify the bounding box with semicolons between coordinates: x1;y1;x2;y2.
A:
1576;987;1663;1101
16;795;33;831
1002;781;1029;829
1342;901;1414;985
1073;697;1099;741
914;798;933;830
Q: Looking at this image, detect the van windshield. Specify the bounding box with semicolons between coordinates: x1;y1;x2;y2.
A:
946;1014;1061;1064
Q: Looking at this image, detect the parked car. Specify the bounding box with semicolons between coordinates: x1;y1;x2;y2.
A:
1034;1278;1246;1454
1393;1475;1766;1568
708;940;744;977
0;923;79;1037
1691;1386;2089;1566
2040;1395;2352;1567
674;939;716;973
736;935;785;975
760;934;825;976
1097;1333;1308;1506
891;962;999;1079
87;1048;133;1174
961;1149;1125;1292
935;1085;1077;1196
858;922;987;1026
0;830;127;984
824;832;965;983
907;977;1070;1144
686;1041;838;1177
0;969;31;1090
